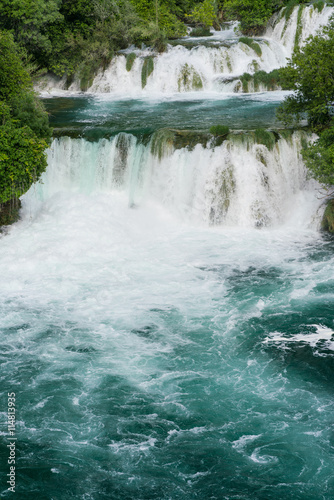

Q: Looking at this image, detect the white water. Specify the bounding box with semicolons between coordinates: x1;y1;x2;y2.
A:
27;131;321;229
37;5;334;95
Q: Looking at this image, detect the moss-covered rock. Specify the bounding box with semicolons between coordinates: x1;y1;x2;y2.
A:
0;198;21;228
321;199;334;233
178;64;203;91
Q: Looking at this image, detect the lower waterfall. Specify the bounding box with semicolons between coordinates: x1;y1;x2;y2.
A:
28;131;321;229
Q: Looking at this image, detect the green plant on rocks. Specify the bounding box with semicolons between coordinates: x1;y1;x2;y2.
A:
178;64;203;91
150;129;175;159
239;37;262;57
141;56;154;88
126;53;136;72
209;125;230;136
254;129;276;150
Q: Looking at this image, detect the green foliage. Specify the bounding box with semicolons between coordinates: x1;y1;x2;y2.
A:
0;124;48;203
240;72;252;92
0;31;31;100
0;30;50;213
254;129;276;150
224;0;276;35
177;63;203;91
9;92;52;142
283;0;299;21
150;128;175;159
239;37;262;57
301;126;334;187
240;69;283;92
187;0;217;29
0;0;63;55
209;125;230;136
141;56;154;88
294;4;305;52
190;27;212;37
126;52;136;71
314;1;325;13
277;17;334;129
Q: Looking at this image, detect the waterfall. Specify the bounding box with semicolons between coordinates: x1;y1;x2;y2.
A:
37;5;334;95
28;131;321;228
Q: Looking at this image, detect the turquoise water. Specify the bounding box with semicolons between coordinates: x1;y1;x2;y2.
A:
0;94;333;499
43;93;287;138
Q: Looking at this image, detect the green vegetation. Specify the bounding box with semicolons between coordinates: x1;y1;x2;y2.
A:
224;0;308;35
283;0;299;21
294;4;305;51
141;56;154;88
0;31;51;226
186;0;217;29
277;17;334;129
240;68;289;93
126;52;137;71
314;1;325;13
302;126;334;188
254;129;276;150
178;64;203;91
210;125;230;136
276;15;334;220
239;37;262;57
190;27;212;37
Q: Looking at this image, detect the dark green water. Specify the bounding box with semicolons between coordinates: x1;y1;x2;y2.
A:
43;93;286;139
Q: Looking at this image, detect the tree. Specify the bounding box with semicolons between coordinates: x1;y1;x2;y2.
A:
277;17;334;129
187;0;217;29
224;0;276;34
301;126;334;190
0;30;51;224
0;0;62;56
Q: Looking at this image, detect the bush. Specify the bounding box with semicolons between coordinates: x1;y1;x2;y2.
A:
210;125;230;136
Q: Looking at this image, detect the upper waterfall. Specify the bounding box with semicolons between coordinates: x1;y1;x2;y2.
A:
37;4;334;96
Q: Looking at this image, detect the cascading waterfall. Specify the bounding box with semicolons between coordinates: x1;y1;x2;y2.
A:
29;131;320;228
37;4;334;95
